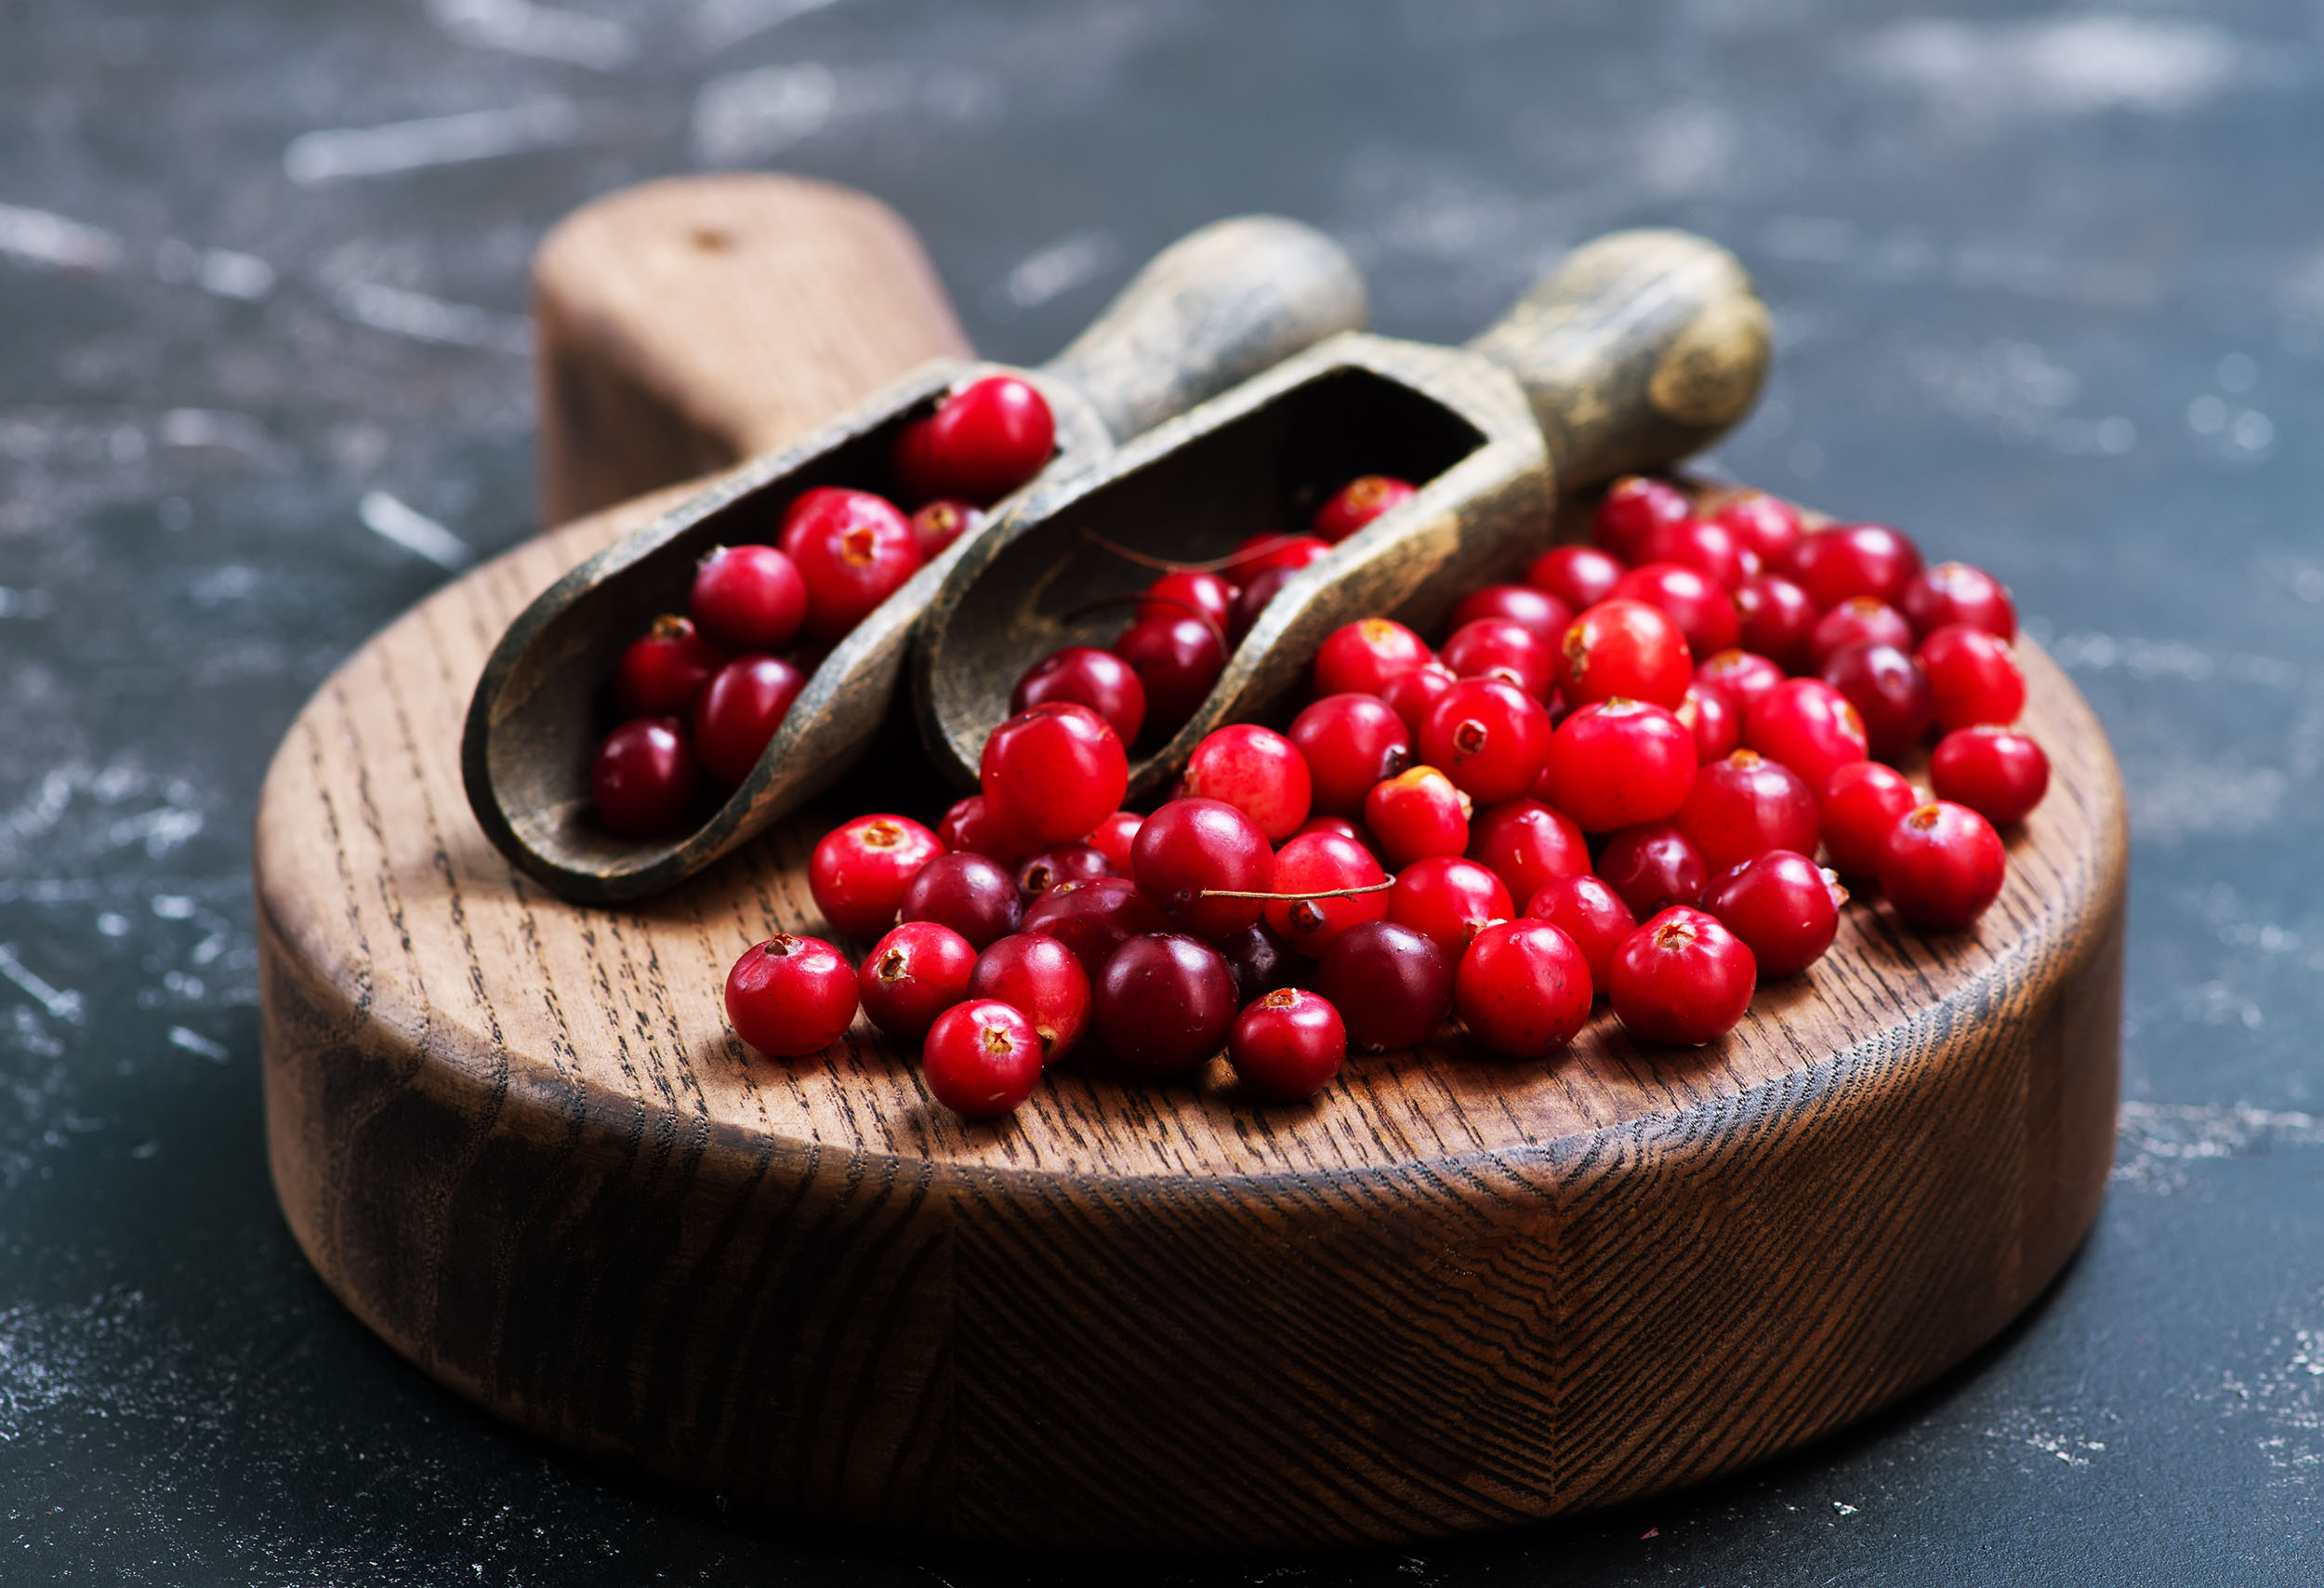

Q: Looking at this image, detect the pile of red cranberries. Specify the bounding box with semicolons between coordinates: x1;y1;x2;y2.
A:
723;472;2051;1120
588;375;1057;837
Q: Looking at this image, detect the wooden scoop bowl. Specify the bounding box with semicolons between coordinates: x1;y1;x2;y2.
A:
463;209;1365;905
918;227;1769;795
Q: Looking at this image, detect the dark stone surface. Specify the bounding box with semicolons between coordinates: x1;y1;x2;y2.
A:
3;0;2319;1580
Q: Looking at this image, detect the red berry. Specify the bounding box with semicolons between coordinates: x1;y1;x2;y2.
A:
1676;680;1740;763
1364;765;1472;867
1113;614;1226;736
1733;574;1817;668
1227;566;1296;644
1314;617;1433;697
1525;873;1636;988
1789;523;1922;610
724;933;858;1058
590;718;697;837
909;498;981;562
1224;532;1332;581
1388;854;1514;955
1182;723;1313;841
1456;919;1592;1059
1092;932;1238;1075
689;545;807;655
1608;563;1740;659
1011;646;1147;747
1022;877;1167;976
1311;474;1417;542
1449;585;1575;647
809;813;945;939
1228;987;1348;1101
775;486;854;558
858;921;977;1042
1810;598;1915;668
1264;830;1389;954
1608;906;1756;1046
1013;842;1116;903
1287;694;1412;815
1442;616;1556;700
1743;678;1869;787
892;375;1056;506
1138;570;1239;632
1420;676;1553;803
1294;814;1375;851
896;852;1023;949
1556;598;1691;708
1879;801;2006;932
1132;797;1274;941
692;655;808;785
1672;748;1819;874
1930;726;2050;826
1696;648;1788;719
1541;698;1697;832
936;794;1032;864
1817;761;1920;876
920;999;1044;1118
969;932;1093;1063
614;615;725;719
1901;561;2015;641
1702;850;1843;976
1314;920;1454;1051
1466;797;1589;904
1639;517;1749;589
1595;823;1709;920
1710;490;1802;568
1217;918;1300;1002
1379;663;1458;737
1593;474;1690;559
1527;544;1626;612
980;702;1129;848
1919;624;2026;730
1821;642;1935;761
1087;809;1143;872
788;496;921;642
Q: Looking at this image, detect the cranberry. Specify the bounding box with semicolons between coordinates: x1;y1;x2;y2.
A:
1380;663;1458;737
1442;617;1556;700
1294;814;1375;851
1696;649;1787;720
1789;523;1922;610
1734;574;1817;668
1264;829;1390;954
1228;987;1348;1101
1022;876;1166;975
1821;642;1935;761
1592;474;1691;560
1817;761;1920;876
614;614;724;719
1093;933;1239;1075
788;497;922;642
724;933;858;1058
688;544;808;655
1527;544;1627;612
858;921;977;1042
896;852;1023;949
1386;852;1514;950
1702;850;1843;976
1465;797;1588;905
1138;569;1239;632
1217;918;1300;1002
1014;842;1116;903
1113;614;1225;735
1132;797;1274;941
809;814;945;939
1182;723;1313;841
1555;598;1690;708
775;485;856;558
1919;624;2026;730
936;794;1031;864
1676;680;1740;763
1743;678;1869;787
970;932;1092;1063
1087;809;1143;872
1639;517;1749;589
1287;694;1412;815
1671;748;1818;874
1314;920;1454;1051
1525;873;1636;988
1809;598;1915;668
1314;617;1433;697
910;498;980;562
1608;562;1740;659
1421;676;1554;804
1456;919;1592;1059
1607;906;1756;1046
980;702;1129;848
1449;584;1574;649
1364;765;1472;867
1011;646;1147;747
1311;474;1417;542
1930;726;2050;827
1879;801;2006;932
590;718;697;837
1710;490;1802;568
891;375;1056;506
1902;561;2015;641
920;999;1044;1118
1540;698;1697;832
692;655;808;785
1595;823;1709;920
1227;566;1297;643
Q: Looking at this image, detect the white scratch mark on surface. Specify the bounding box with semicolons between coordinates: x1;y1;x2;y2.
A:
359;491;472;570
692;0;846;51
332;280;531;354
992;230;1120;314
691;62;838;163
157;408;278;460
152;238;275;301
0;946;85;1025
0;202;125;272
165;1026;231;1064
2115;1100;2324;1194
427;0;635;70
1864;16;2241;118
284;99;580;185
0;587;56;619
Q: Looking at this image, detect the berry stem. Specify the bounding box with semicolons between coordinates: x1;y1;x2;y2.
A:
1076;525;1302;577
1199;880;1395;902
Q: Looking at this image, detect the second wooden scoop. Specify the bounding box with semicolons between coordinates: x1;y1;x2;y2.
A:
918;229;1771;795
465;215;1367;904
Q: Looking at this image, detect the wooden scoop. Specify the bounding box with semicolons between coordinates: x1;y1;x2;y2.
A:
463;214;1367;904
916;228;1771;797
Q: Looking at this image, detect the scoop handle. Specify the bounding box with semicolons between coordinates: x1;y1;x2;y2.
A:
1038;216;1368;443
1465;229;1770;488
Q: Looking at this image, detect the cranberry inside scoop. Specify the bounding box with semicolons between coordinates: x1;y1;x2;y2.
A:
891;375;1056;507
693;655;808;785
689;544;806;655
614;615;724;719
1011;646;1146;747
591;718;697;837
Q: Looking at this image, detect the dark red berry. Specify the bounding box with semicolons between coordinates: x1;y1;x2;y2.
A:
980;702;1129;848
1639;517;1749;589
1743;678;1869;787
1879;801;2006;932
1592;474;1690;560
1420;676;1553;804
691;545;806;659
1821;642;1935;761
1608;562;1740;659
1227;565;1297;644
1182;723;1313;841
692;655;808;785
1525;873;1636;988
936;794;1032;864
1448;584;1575;648
920;999;1044;1118
1311;474;1417;542
1088;810;1143;873
591;718;697;837
1541;698;1697;832
1556;598;1690;708
1022;877;1167;976
1389;855;1514;955
858;921;977;1042
1093;932;1238;1075
1264;829;1389;954
1789;523;1922;611
1816;761;1920;876
1919;624;2026;730
1314;920;1454;1051
1223;533;1332;581
1527;544;1626;612
1695;648;1787;719
1930;726;2050;827
1364;765;1472;867
1011;646;1147;747
1014;842;1116;903
1702;850;1843;976
1313;618;1433;697
1902;561;2016;642
1442;616;1556;700
1228;987;1348;1101
1132;797;1274;941
1608;906;1755;1046
1673;748;1818;874
1595;823;1709;920
910;498;981;562
970;932;1093;1064
1455;919;1591;1059
1287;693;1412;815
1809;598;1915;668
1676;680;1740;763
788;496;922;642
1113;614;1225;736
1733;574;1817;668
1710;490;1802;568
1293;814;1375;851
725;933;858;1058
1138;569;1239;632
614;615;724;719
1465;797;1588;905
809;813;945;939
892;375;1056;506
1380;663;1458;737
1217;918;1300;1002
897;852;1023;949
